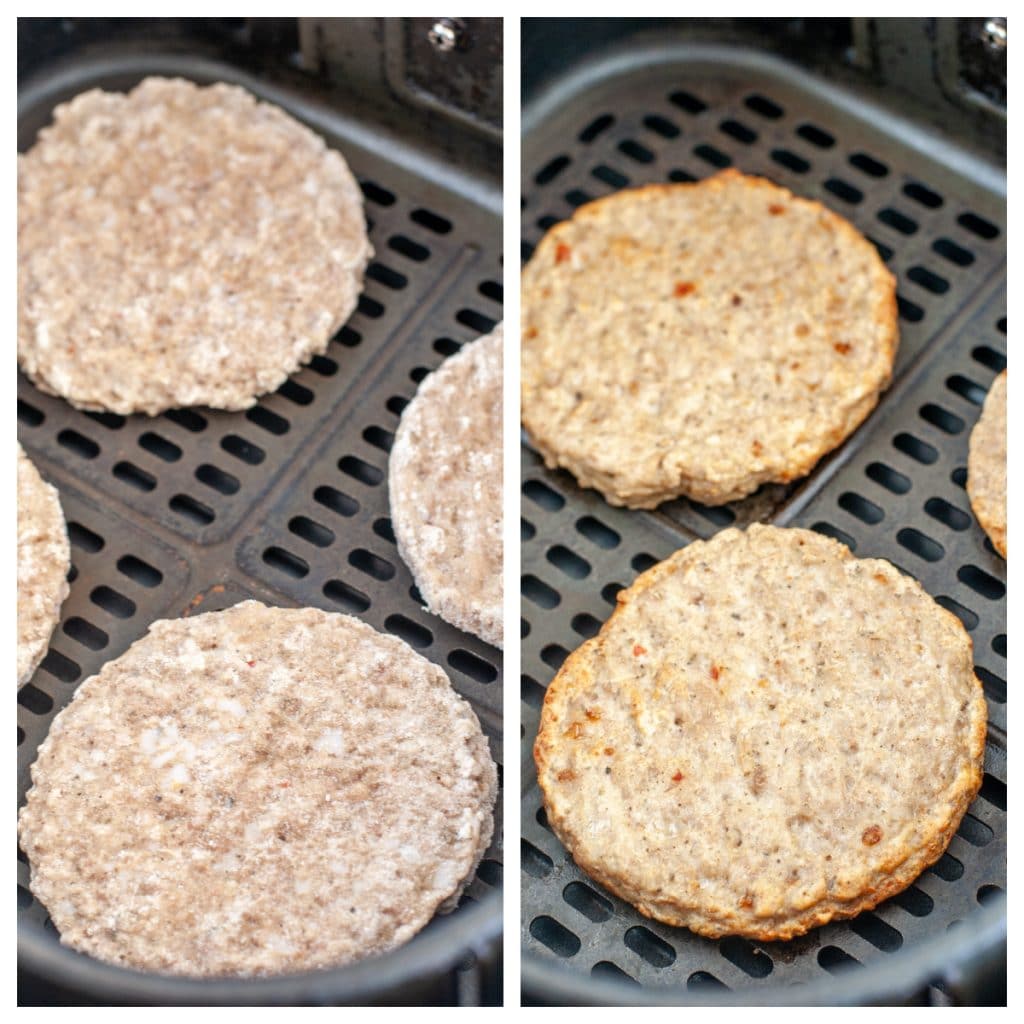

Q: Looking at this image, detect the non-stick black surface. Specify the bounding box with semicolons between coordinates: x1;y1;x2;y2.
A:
18;51;502;1006
521;42;1005;1004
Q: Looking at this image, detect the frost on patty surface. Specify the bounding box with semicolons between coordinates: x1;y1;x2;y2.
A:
18;77;371;414
19;601;497;976
389;324;503;648
535;525;985;940
17;444;70;688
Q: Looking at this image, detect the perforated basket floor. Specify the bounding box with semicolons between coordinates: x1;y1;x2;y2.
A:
520;43;1005;1004
18;53;502;1004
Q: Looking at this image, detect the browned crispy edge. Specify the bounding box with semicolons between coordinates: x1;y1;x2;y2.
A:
967;370;1008;559
534;526;987;941
520;168;900;508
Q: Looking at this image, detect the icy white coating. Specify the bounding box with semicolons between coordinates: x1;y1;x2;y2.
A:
18;77;371;414
17;444;70;688
19;601;497;977
389;325;503;647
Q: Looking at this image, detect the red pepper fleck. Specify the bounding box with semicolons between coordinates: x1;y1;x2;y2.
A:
279;781;291;788
674;281;696;297
862;825;882;845
557;769;577;782
710;664;720;680
768;203;786;215
555;242;572;264
834;342;852;355
585;708;602;721
604;747;615;756
633;643;647;657
525;326;538;339
246;660;256;668
672;771;684;782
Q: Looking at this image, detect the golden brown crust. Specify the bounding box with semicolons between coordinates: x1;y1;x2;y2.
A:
967;370;1007;558
521;170;899;507
535;525;985;941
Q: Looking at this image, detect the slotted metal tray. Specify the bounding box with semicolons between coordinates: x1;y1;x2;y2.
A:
520;40;1005;1005
18;50;502;1006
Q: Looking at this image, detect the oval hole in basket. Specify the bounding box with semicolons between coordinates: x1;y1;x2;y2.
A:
288;516;334;548
63;617;108;651
522;839;553;878
571;613;601;639
688;970;729;991
522;574;560;609
262;547;308;579
315;485;359;518
169;494;214;525
979;773;1006;811
564;881;613;922
934;595;977;631
523;479;565;511
929;852;964;881
139;431;182;462
850;912;903;952
195;464;239;496
546;545;590;579
957;565;1004;600
322;579;370;613
89;585;135;619
18;684;53;715
946;374;987;406
221;434;265;465
592;961;639;985
348;548;394;581
818;945;862;974
116;555;162;587
975;667;1005;703
624;926;675;968
541;644;570;671
891;884;934;917
40;649;81;683
957;813;993;846
448;650;496;684
575;516;620;549
579;113;615;141
720;936;773;977
919;403;963;434
68;521;104;553
384;614;432;649
58;429;99;460
865;461;911;494
924;497;970;531
521;674;545;709
530;916;580;958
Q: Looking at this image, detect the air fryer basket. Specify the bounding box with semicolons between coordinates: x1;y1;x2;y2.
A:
521;29;1005;1006
18;21;502;1007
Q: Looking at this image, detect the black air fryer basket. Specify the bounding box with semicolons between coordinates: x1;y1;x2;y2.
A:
520;17;1006;1006
18;17;502;1006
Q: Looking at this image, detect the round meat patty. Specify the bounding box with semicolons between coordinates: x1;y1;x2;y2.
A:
535;525;986;941
18;77;371;415
521;169;898;507
967;369;1006;558
18;601;497;976
389;325;503;648
17;444;70;689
